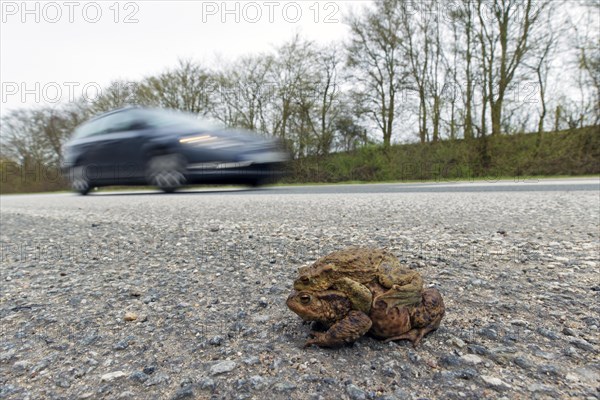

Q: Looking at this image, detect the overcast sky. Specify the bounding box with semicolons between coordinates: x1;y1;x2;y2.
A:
1;1;370;113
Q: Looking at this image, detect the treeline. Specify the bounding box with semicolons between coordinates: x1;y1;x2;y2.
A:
288;126;600;183
1;0;598;182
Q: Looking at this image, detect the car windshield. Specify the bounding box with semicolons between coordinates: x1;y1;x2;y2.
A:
142;109;225;131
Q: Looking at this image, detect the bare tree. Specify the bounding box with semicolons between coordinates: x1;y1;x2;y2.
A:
569;1;600;126
137;59;214;115
214;54;274;132
476;0;545;136
347;0;407;147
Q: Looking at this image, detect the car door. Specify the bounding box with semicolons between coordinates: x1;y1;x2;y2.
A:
100;111;149;184
72;116;119;183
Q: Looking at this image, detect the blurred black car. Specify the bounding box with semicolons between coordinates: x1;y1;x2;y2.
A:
61;107;289;194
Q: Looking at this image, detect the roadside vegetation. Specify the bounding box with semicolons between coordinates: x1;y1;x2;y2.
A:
1;1;598;193
289;126;600;183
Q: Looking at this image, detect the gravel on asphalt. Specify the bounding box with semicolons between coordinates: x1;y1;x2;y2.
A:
1;187;599;399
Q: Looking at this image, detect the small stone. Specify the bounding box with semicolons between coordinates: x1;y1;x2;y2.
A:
269;358;283;370
210;360;236;375
536;327;559;340
346;384;367;400
467;344;490;355
513;356;534;370
538;364;561;376
569;338;594;352
510;319;528;327
479;327;498;340
249;375;267;390
101;371;126;382
171;386;194;400
454;368;478;380
124;312;138;321
528;383;554;393
243;356;260;365
143;366;156;375
460;354;483;365
55;374;71;388
449;337;466;348
272;382;296;392
439;355;462;367
573;367;600;384
199;377;216;390
145;373;170;386
209;336;224;346
129;371;149;383
12;360;29;374
0;350;16;362
113;338;132;350
407;350;421;363
565;373;579;382
481;375;512;391
562;327;576;336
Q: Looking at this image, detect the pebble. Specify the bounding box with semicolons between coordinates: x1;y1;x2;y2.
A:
210;361;236;375
467;345;490;356
449;337;466;348
272;382;297;392
569;338;594;352
129;371;149;383
538;365;561;376
199;377;216;391
536;327;559;340
101;371;126;382
143;366;156;375
346;384;367;400
12;360;29;374
562;327;576;336
145;373;170;386
124;312;138;321
439;355;462;367
209;336;225;346
513;356;534;370
171;386;194;399
249;375;267;390
528;383;554;393
481;375;512;391
460;354;483;365
243;356;260;365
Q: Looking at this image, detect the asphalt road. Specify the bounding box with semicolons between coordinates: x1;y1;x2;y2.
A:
3;177;598;200
1;178;599;399
130;177;599;195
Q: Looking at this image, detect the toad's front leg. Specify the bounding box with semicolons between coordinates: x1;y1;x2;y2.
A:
304;310;372;348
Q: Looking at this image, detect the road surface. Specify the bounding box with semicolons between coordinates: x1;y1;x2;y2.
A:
1;178;598;399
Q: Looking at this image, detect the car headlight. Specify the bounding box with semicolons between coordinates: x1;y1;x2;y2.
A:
179;135;241;149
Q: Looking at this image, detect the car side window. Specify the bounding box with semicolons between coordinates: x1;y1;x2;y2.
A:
72;117;107;139
104;111;146;133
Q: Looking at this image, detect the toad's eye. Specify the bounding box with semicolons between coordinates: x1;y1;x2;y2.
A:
300;277;310;284
300;294;311;304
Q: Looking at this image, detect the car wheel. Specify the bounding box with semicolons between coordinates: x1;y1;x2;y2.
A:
70;166;91;195
146;154;186;193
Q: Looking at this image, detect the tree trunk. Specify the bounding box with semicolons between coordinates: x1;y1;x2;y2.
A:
491;98;503;136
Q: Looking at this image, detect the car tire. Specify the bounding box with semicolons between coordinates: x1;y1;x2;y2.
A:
70;166;91;195
146;153;186;193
